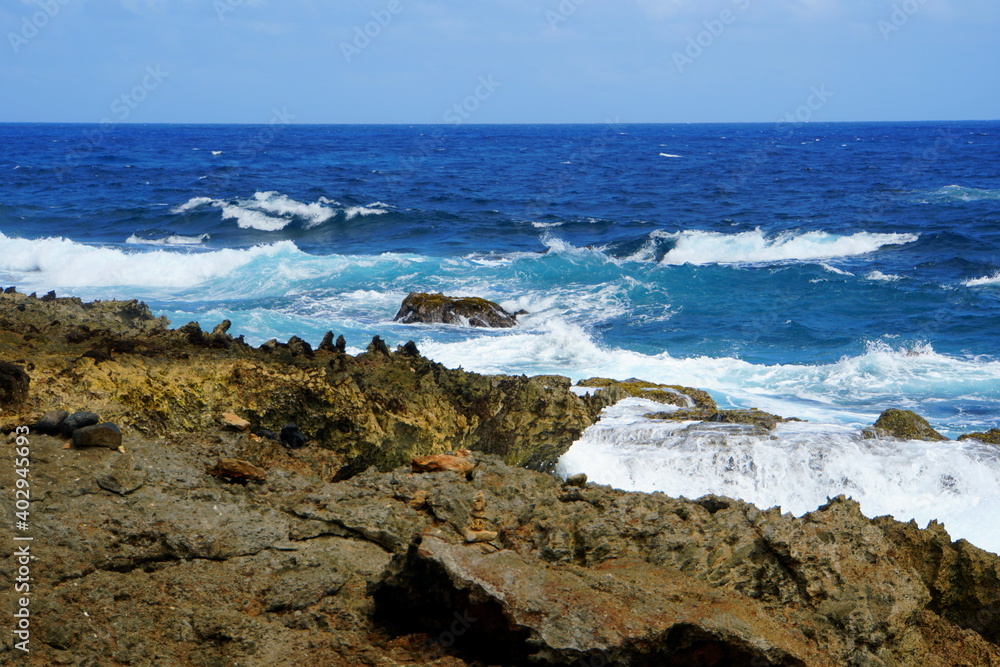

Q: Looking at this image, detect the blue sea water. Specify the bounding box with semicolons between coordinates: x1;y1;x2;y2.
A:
3;121;1000;550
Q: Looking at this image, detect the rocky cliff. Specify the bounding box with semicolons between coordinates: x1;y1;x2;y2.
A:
2;290;1000;666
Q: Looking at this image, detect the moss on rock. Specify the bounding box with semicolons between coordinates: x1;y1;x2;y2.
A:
872;409;948;442
957;428;1000;445
577;377;717;411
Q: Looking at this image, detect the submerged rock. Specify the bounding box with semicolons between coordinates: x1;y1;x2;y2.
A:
645;407;790;431
872;408;948;441
393;292;521;328
577;376;717;410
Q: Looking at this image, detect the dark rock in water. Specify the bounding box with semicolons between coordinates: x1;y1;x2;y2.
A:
367;336;391;357
32;409;69;435
645;407;789;431
399;340;420;357
60;411;100;437
72;422;122;449
873;409;948;441
0;361;30;408
957;428;1000;445
287;336;314;357
280;422;307;449
393;291;521;328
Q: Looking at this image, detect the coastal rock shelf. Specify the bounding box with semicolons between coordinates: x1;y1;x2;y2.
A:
2;289;1000;665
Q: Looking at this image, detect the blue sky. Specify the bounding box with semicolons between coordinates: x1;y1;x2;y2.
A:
1;0;998;123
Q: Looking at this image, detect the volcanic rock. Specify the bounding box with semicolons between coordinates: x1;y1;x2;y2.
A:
872;408;949;441
60;411;100;437
394;292;521;328
0;361;30;408
958;428;1000;445
32;409;69;435
72;422;123;449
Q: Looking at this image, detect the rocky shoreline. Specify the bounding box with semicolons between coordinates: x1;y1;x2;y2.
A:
2;289;1000;665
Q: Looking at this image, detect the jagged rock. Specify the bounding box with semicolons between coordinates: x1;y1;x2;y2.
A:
211;320;231;335
0;361;30;408
41;289;57;301
287;336;314;357
873;408;948;441
646;407;789;430
394;292;520;328
411;454;475;475
577;377;717;410
957;428;1000;445
72;422;123;449
59;411;100;437
318;331;336;352
206;457;267;483
366;335;391;357
280;422;307;449
221;412;251;432
399;340;420;357
32;409;69;435
374;535;823;666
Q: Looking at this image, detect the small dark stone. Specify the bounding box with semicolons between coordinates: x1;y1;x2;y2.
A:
32;410;69;436
287;336;314;357
0;362;30;408
72;422;122;450
252;428;280;441
280;422;307;449
60;411;100;437
318;331;336;352
335;335;346;354
211;320;232;335
41;290;57;302
399;340;420;357
367;336;391;357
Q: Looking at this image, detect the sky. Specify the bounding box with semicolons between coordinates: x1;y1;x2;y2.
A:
1;0;998;124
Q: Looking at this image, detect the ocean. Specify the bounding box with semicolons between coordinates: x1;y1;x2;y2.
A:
3;121;1000;552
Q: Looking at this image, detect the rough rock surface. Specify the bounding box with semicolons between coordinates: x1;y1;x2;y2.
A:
0;290;614;474
576;377;717;411
394;292;521;328
958;428;1000;445
873;408;949;441
3;289;1000;666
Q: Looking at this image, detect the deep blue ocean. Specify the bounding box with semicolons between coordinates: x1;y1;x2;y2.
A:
3;121;1000;551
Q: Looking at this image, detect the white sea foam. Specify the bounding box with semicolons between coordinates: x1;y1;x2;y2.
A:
655;229;919;266
168;192;390;231
557;401;1000;554
0;232;298;288
963;272;1000;287
170;197;215;214
931;185;1000;202
659;153;682;158
866;270;902;282
126;233;210;246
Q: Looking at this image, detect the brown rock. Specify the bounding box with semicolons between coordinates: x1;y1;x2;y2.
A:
220;412;250;432
206;458;267;483
873;408;949;441
411;454;475;475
